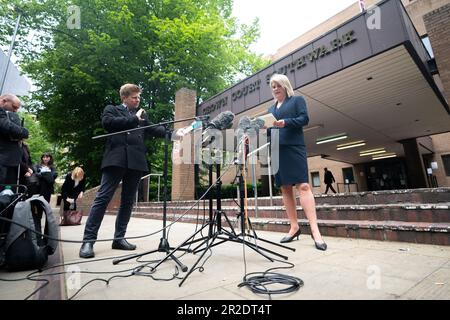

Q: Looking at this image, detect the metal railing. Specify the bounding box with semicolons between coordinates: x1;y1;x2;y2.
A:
337;182;359;193
136;173;163;203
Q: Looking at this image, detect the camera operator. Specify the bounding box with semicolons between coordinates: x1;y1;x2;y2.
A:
0;94;29;188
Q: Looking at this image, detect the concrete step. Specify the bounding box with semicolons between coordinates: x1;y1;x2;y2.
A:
126;211;450;246
100;188;450;246
132;202;450;223
144;187;450;207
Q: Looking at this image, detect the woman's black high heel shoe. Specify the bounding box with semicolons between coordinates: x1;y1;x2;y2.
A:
311;234;327;251
280;228;301;243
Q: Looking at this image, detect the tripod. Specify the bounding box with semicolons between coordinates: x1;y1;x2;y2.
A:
113;126;188;271
150;152;295;286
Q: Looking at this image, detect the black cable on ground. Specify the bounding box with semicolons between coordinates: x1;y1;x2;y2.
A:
238;271;304;299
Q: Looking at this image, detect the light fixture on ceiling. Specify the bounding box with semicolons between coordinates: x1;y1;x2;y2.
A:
359;148;386;156
372;153;397;160
336;140;366;150
304;124;324;133
316;133;348;145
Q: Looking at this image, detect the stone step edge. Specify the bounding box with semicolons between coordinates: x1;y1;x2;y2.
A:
129;213;450;233
133;203;450;211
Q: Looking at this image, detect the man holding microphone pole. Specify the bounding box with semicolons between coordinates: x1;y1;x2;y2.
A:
80;84;168;258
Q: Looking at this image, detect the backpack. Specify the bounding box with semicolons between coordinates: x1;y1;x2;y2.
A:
1;195;58;271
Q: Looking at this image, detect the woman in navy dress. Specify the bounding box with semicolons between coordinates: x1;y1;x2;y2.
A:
268;74;326;251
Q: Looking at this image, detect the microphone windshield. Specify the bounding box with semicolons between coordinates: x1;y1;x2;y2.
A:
207;111;235;130
237;116;252;131
251;118;265;132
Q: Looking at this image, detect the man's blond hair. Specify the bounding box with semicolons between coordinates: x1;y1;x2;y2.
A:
119;84;141;98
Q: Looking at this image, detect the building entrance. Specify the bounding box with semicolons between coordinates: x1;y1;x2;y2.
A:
365;158;409;191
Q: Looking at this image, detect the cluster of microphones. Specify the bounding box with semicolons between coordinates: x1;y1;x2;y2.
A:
175;111;266;142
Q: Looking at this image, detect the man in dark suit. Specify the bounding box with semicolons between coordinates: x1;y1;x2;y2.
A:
0;94;29;187
324;168;337;194
79;84;166;258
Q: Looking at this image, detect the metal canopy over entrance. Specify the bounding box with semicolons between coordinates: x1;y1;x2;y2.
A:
244;44;449;164
196;0;450;166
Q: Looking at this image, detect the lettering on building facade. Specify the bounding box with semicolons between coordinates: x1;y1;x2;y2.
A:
265;30;356;83
203;96;228;115
201;30;356;115
231;79;261;101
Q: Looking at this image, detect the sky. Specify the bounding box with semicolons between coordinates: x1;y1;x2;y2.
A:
232;0;360;56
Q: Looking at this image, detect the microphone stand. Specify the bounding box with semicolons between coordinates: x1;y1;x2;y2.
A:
110;117;204;271
147;134;295;287
92;116;209;140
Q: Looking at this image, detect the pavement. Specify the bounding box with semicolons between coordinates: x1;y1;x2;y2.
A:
0;212;449;301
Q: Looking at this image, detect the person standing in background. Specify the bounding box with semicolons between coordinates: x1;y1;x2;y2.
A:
324;168;337;194
61;166;85;211
0;94;29;187
34;153;58;203
20;141;40;197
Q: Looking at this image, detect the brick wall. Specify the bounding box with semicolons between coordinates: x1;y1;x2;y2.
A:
77;183;123;216
171;88;196;200
424;3;450;101
403;0;450;36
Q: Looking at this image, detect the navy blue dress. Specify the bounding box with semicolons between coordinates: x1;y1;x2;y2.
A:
268;96;309;187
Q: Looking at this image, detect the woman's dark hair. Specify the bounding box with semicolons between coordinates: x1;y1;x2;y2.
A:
40;152;54;166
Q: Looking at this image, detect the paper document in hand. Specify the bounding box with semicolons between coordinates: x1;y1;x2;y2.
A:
257;113;277;128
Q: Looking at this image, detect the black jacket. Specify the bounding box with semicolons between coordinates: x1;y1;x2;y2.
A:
33;164;58;198
0;109;29;166
324;171;335;184
61;173;85;200
100;104;166;172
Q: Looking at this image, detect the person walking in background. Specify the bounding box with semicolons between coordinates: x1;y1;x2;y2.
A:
267;74;327;251
324;168;337;194
61;166;85;211
0;94;29;187
34;152;58;203
79;83;167;259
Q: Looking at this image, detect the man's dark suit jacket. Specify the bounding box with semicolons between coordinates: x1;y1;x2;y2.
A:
100;104;166;172
324;171;335;184
268;96;309;146
0;109;29;166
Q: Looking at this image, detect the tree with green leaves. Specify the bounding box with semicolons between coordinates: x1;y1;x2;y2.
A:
20;112;53;164
0;0;269;187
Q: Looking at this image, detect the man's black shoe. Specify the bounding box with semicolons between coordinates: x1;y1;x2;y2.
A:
79;242;95;258
112;239;137;250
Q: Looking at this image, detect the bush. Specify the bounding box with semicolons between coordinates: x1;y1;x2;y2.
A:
195;181;275;200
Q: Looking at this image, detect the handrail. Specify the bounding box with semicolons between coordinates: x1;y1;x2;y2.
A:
337;182;359;193
137;173;163;202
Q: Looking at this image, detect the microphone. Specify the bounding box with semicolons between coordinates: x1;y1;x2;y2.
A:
206;111;235;130
236;116;251;140
202;111;235;144
235;116;266;164
180;120;202;135
250;118;265;132
195;115;210;121
236;116;265;141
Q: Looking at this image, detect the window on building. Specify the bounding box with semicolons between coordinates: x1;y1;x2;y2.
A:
442;155;450;176
421;36;434;59
311;171;320;187
342;167;355;184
